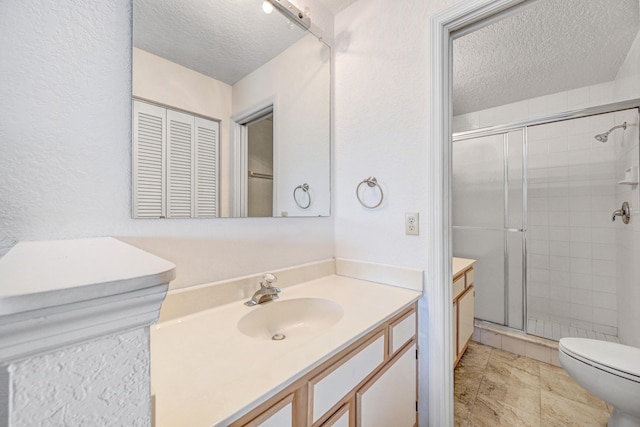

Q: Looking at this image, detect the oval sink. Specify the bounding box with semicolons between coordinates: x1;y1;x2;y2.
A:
238;297;343;340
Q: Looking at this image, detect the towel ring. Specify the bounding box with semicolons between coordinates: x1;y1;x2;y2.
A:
356;176;384;209
293;183;311;209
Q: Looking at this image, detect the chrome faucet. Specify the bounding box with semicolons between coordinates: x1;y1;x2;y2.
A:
612;201;631;224
244;273;281;306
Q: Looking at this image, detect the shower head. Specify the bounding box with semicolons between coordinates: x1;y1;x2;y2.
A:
594;122;627;143
594;133;608;143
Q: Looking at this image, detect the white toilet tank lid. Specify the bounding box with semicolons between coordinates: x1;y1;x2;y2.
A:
559;338;640;379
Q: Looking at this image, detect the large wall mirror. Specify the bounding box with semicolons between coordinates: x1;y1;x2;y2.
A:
132;0;331;218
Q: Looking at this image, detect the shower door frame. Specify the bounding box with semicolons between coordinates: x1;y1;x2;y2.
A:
452;128;527;331
452;99;640;337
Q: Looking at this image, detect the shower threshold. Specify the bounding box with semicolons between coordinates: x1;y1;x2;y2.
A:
527;317;619;343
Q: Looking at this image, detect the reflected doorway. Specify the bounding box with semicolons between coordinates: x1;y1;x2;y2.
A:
247;114;274;217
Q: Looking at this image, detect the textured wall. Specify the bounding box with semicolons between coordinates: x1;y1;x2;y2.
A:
333;0;458;425
333;0;460;272
9;329;151;426
0;0;333;290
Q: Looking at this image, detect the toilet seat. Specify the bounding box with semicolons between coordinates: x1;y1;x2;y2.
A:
559;338;640;383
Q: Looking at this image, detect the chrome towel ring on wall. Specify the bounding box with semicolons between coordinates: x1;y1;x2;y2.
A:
356;176;384;209
293;183;311;209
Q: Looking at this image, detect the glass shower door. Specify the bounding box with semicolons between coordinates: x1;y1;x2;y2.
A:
452;130;525;330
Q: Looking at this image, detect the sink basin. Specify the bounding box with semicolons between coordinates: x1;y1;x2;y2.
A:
237;297;343;340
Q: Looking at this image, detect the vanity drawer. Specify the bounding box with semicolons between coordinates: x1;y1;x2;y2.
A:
466;268;474;286
309;333;385;424
453;274;465;298
389;311;416;354
244;394;294;427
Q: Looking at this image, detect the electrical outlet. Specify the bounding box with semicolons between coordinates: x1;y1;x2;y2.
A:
405;212;419;235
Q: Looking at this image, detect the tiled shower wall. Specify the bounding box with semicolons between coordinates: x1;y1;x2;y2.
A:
454;107;639;340
614;109;640;346
526;112;624;336
453;26;640;343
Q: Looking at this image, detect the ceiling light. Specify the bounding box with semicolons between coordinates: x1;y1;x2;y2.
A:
262;1;274;14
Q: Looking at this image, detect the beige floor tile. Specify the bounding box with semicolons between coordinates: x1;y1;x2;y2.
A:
541;389;610;427
489;347;541;377
454;398;471;427
484;357;540;389
539;363;608;410
468;395;541;427
455;367;483;407
459;341;492;369
455;341;611;427
477;375;541;417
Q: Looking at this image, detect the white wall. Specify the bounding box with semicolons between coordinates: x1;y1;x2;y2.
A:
0;0;333;291
233;34;331;217
335;0;437;267
333;0;458;424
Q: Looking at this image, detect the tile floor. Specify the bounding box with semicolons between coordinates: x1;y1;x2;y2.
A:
454;341;612;427
527;318;619;343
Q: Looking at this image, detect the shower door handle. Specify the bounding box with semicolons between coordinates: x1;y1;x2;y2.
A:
612;201;630;224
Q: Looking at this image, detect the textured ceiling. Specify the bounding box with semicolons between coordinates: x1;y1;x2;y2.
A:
133;0;307;85
134;0;639;111
453;0;640;115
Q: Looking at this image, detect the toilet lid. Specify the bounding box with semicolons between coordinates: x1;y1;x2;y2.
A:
559;338;640;380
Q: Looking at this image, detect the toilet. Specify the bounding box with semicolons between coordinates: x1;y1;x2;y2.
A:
558;338;640;427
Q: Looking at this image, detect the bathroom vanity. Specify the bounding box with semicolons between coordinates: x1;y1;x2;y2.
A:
452;257;475;367
230;301;417;427
150;266;421;427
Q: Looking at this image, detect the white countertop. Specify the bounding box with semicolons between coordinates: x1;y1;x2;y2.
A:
151;274;421;427
0;237;176;315
0;237;176;362
452;257;476;278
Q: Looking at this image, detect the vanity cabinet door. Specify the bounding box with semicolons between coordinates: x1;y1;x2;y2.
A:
457;286;474;358
453;300;458;364
356;342;417;427
453;265;475;366
243;394;294;427
309;334;385;424
320;402;351;427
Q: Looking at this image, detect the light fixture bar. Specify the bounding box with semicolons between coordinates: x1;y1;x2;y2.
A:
266;0;311;31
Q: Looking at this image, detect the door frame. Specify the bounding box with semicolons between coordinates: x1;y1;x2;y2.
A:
230;98;277;217
427;1;529;424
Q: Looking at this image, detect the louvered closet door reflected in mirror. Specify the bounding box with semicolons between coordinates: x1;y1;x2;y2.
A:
132;100;220;218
